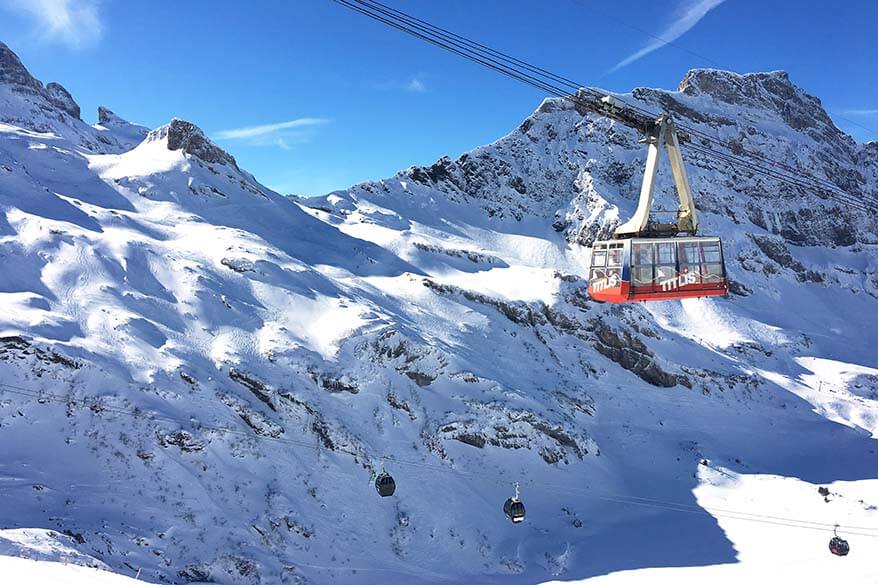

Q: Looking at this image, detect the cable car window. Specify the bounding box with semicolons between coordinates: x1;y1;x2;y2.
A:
607;248;622;266
632;242;654;266
589;268;605;282
656;242;675;265
632;266;653;286
703;263;724;282
701;242;722;263
679;242;701;264
679;242;702;283
592;250;607;268
655;265;676;282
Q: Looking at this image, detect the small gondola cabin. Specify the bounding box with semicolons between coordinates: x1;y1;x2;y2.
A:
588;237;728;303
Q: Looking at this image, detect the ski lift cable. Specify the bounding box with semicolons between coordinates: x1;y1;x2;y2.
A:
3;381;877;537
329;0;878;213
551;485;878;536
362;0;875;209
329;0;575;100
683;142;872;214
350;0;870;204
349;0;874;215
338;0;874;204
346;0;586;92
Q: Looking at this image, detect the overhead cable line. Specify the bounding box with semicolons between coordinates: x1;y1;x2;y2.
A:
3;380;877;537
329;0;878;214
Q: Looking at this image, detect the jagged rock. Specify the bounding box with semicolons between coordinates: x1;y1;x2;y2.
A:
750;235;825;282
221;257;257;273
317;375;359;394
436;401;590;464
221;393;285;438
229;368;276;410
412;241;503;265
423;279;547;327
365;328;447;387
157;430;205;453
98;106;126;126
150;118;238;168
178;564;212;582
0;336;79;370
386;392;416;419
0;41;42;92
592;325;682;388
679;69;834;131
45;82;80;119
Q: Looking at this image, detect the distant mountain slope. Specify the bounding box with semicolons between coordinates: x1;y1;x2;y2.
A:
1;41;876;585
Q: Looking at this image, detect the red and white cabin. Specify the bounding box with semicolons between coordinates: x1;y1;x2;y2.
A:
588;236;728;303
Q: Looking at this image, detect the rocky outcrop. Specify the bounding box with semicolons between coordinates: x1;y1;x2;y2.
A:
45;82;80;119
749;235;826;283
365;328;446;388
678;70;837;133
98;106;125;126
744;202;859;247
149;119;238;168
0;336;79;370
435;401;591;464
0;41;42;92
157;430;205;453
592;325;684;388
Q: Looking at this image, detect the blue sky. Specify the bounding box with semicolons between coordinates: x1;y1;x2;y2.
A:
1;0;876;195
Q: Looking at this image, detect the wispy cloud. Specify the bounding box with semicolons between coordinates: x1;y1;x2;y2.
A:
839;108;878;116
610;0;725;72
374;75;428;93
214;118;330;150
405;77;427;93
1;0;103;48
215;118;329;140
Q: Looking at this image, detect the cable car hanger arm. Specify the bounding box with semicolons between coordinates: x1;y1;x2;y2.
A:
610;109;699;238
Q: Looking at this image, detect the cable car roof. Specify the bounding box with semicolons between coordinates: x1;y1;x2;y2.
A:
592;236;722;246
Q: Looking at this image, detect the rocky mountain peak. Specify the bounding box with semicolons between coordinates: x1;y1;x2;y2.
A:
0;41;42;92
677;68;835;132
678;68;791;99
97;106;128;126
45;82;81;119
148;118;238;168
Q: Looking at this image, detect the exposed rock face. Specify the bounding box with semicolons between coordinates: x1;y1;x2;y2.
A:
0;41;139;153
1;43;81;119
95;106;149;149
679;69;858;161
149;118;238;168
0;41;42;92
748;235;826;283
45;82;81;119
679;70;833;130
98;105;125;125
592;326;683;388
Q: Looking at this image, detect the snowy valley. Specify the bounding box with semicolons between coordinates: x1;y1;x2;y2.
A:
1;39;877;584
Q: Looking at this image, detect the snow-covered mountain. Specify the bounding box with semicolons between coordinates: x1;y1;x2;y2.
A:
1;40;877;585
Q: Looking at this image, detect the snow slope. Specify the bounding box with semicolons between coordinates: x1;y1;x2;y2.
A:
1;40;877;584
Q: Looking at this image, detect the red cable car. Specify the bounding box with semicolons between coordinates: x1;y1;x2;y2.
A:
585;104;729;303
588;237;728;303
